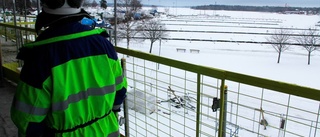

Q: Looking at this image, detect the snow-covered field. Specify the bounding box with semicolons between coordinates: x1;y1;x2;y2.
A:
113;7;320;137
121;7;320;89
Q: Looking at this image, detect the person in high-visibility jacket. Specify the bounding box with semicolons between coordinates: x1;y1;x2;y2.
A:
10;0;127;137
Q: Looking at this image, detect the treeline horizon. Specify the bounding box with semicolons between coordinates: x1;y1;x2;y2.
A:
190;5;320;14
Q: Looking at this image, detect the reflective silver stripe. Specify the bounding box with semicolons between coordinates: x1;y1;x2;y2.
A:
13;75;124;114
112;104;121;111
107;130;120;137
116;74;124;85
52;85;116;111
13;99;49;115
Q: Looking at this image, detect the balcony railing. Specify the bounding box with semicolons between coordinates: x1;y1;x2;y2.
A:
1;21;320;137
116;47;320;137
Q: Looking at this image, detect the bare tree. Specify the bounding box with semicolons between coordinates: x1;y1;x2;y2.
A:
91;0;98;7
1;0;13;10
1;0;32;15
116;0;143;50
266;28;292;63
138;19;168;53
296;27;320;65
100;0;107;9
83;0;91;7
130;0;142;12
164;7;170;15
117;21;142;49
30;0;38;8
14;0;32;15
118;0;142;21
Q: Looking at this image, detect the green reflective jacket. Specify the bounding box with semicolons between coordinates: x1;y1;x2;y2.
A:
11;26;127;137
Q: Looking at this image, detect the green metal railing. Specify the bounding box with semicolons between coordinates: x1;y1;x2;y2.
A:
1;22;320;137
115;47;320;137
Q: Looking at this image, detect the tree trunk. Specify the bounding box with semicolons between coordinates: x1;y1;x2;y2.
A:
126;38;130;49
308;51;311;65
126;26;130;49
126;37;130;57
149;42;154;53
277;51;281;63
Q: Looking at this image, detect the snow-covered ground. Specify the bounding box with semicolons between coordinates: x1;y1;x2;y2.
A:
121;7;320;89
114;7;320;137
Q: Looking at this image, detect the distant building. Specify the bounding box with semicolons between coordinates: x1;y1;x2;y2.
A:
283;11;306;14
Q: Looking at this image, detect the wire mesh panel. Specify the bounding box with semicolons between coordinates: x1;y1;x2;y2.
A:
118;55;224;137
217;81;320;137
117;51;320;137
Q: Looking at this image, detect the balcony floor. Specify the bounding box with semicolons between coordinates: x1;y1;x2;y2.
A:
0;79;18;137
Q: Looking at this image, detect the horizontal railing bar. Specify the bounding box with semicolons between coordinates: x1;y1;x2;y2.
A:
0;23;35;32
116;47;227;79
225;72;320;101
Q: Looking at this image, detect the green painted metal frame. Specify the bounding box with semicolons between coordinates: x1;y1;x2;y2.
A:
115;46;320;136
218;80;226;137
2;63;20;83
196;74;201;137
0;22;35;32
115;47;320;102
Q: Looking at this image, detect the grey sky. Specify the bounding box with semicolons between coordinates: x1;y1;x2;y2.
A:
141;0;320;7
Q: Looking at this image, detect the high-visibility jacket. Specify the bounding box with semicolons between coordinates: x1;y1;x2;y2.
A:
11;22;127;137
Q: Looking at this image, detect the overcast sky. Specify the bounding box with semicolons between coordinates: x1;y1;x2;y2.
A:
140;0;320;7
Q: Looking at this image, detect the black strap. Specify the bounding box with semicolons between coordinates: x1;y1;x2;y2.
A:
50;110;112;133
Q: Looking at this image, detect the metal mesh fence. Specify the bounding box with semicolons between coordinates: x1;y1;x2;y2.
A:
117;53;320;137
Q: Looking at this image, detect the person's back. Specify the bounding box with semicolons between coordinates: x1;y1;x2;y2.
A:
10;0;127;137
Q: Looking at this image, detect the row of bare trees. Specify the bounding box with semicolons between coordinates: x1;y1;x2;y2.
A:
267;27;320;65
2;0;107;14
113;1;319;63
118;18;319;64
4;0;317;64
116;12;319;64
117;18;167;54
115;0;166;54
1;0;165;54
1;0;34;15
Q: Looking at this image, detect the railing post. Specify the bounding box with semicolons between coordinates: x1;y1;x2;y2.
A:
121;58;130;137
218;80;227;137
223;85;228;136
196;73;201;137
314;104;320;137
113;0;117;47
0;41;4;87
